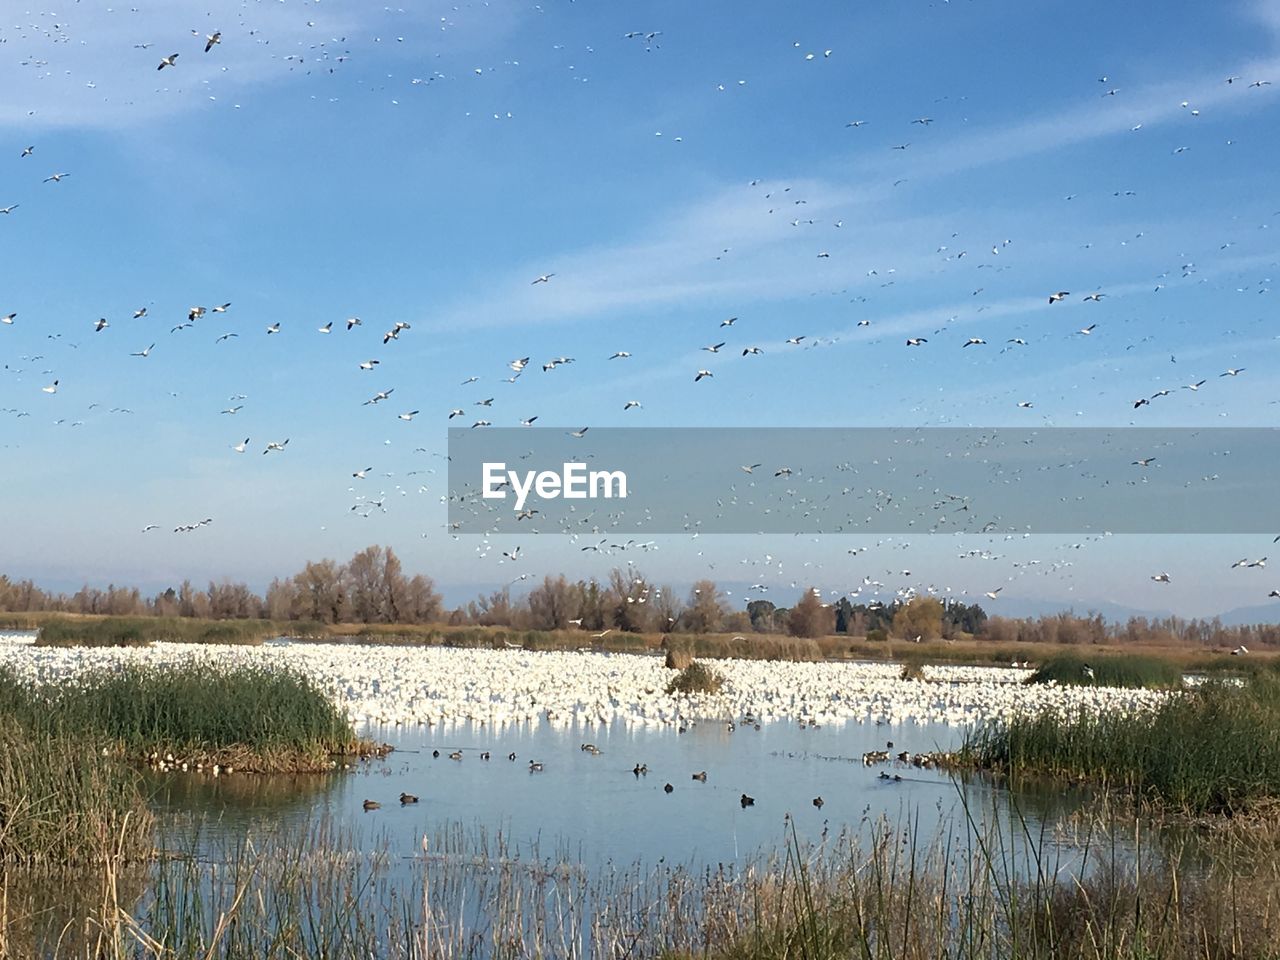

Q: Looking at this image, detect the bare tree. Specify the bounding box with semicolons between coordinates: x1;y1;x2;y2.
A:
681;580;726;633
527;575;582;631
293;559;347;623
788;587;834;638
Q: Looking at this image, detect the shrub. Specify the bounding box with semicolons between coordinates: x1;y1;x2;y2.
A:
666;661;724;696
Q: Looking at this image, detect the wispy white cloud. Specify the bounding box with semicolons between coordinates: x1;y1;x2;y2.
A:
426;7;1280;339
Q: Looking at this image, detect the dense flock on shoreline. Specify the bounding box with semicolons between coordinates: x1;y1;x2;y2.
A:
0;632;1166;729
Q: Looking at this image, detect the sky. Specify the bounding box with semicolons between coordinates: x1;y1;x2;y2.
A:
1;0;1279;619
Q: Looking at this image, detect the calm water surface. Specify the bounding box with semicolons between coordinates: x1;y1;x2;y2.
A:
144;717;1082;869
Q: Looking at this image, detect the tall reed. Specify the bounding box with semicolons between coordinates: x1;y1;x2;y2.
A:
967;674;1280;814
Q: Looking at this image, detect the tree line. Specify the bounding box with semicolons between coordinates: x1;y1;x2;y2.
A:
2;553;1278;647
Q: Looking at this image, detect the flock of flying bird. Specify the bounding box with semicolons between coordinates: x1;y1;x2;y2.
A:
1;7;1278;617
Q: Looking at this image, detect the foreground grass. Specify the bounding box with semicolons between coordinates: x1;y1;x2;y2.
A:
0;718;152;866
3;805;1278;959
966;674;1280;815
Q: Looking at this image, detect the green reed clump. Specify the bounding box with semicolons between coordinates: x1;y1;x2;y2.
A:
35;616;292;647
0;715;152;866
666;661;724;695
967;674;1280;815
1025;653;1183;689
44;662;359;764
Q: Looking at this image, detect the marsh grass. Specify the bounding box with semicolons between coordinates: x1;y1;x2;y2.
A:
1026;653;1184;689
667;634;824;662
0;720;152;866
5;801;1279;960
34;617;307;648
50;663;361;769
1;661;363;774
967;675;1280;815
0;659;361;866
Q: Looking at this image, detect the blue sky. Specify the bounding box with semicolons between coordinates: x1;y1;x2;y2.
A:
2;0;1279;618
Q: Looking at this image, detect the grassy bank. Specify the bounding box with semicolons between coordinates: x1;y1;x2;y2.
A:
3;808;1277;959
8;663;364;772
2;661;365;773
966;674;1280;815
33;616;324;647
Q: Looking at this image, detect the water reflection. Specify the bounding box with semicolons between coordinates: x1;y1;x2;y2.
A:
149;717;984;866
